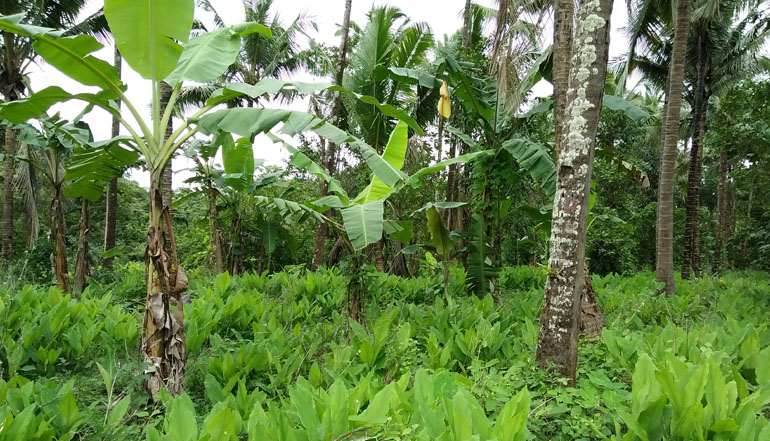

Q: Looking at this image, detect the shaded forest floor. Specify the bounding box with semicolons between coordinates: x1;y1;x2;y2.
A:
2;265;769;440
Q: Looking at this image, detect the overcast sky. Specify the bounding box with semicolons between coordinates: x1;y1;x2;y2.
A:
27;0;631;188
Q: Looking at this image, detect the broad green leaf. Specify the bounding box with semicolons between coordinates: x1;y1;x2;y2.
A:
58;391;79;429
222;137;254;191
262;219;277;255
104;0;194;80
0;15;121;92
269;133;349;204
384;220;413;243
0;87;117;125
197;108;407;187
426;207;454;257
602;95;650;122
107;394;131;426
388;66;441;88
165;23;271;86
326;379;349;438
466;213;499;296
64;138;139;201
201;404;238;441
502;138;556;199
166;394;197;441
493;389;530;441
354;121;409;204
342;201;384;251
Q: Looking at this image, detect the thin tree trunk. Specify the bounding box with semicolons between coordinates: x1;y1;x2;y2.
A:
682;31;708;280
2;126;15;261
715;147;727;271
103;48;122;268
51;188;70;293
312;0;353;271
74;198;90;294
536;0;612;384
208;187;224;274
373;240;386;272
656;0;691;294
579;261;605;338
142;182;186;398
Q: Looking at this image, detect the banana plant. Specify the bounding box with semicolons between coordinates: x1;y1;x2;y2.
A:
0;3;412;397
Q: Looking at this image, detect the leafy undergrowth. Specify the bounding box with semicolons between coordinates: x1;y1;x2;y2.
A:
1;266;769;440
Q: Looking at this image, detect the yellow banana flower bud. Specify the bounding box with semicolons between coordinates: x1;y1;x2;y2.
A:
437;79;451;120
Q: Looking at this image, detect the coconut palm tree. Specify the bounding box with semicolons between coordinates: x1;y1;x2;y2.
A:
342;5;435;271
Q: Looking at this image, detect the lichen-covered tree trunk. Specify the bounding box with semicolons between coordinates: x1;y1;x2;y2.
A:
142;184;187;397
312;0;353;271
51;189;70;293
536;0;612;384
656;0;691;295
552;0;574;157
682;32;708;280
103;48;122;269
2;125;15;261
74;198;90;294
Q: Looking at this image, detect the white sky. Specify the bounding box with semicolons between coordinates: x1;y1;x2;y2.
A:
27;0;631;189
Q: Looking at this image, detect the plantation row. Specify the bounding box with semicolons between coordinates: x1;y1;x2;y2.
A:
1;266;769;440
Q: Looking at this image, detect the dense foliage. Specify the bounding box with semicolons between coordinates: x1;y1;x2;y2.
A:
2;267;770;440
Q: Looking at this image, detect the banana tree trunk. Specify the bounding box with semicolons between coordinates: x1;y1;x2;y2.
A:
73;198;90;294
51;188;70;293
142;184;187;398
536;0;612;385
2;125;15;261
656;0;691;295
682;31;708;280
373;240;386;272
230;215;244;275
103;47;122;269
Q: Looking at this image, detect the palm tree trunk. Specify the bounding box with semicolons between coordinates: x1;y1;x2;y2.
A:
312;0;353;271
51;188;70;293
552;0;574;158
142;182;186;398
74;198;90;294
682;31;708;280
536;0;612;385
103;48;122;268
715;147;727;271
2;125;15;261
208;186;224;274
656;0;691;294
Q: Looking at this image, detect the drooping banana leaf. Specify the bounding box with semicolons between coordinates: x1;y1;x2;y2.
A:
64;138;139;201
353;121;409;204
341;201;384;251
502;138;557;199
466;213;499;296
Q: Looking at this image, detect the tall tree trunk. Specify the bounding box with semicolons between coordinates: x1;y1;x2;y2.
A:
536;0;612;384
552;0;574;158
715;147;727;271
2;126;15;261
656;0;691;295
312;0;353;271
74;199;90;294
51;188;70;293
103;48;122;268
230;215;244;275
142;182;186;398
208;186;224;274
682;31;708;280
